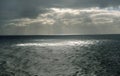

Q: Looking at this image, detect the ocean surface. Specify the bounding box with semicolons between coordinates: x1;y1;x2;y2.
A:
0;35;120;76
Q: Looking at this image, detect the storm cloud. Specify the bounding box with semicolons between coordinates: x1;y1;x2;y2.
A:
0;0;120;35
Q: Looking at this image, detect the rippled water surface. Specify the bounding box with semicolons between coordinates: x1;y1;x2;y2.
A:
0;36;120;76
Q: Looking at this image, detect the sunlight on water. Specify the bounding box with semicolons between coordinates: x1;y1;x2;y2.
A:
15;40;99;47
12;40;100;76
1;38;120;76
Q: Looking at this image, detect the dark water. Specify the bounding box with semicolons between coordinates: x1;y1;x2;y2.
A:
0;35;120;76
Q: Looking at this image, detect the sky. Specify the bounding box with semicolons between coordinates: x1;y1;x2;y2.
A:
0;0;120;35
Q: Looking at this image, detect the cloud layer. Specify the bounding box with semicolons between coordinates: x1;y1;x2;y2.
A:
0;0;120;19
0;0;120;35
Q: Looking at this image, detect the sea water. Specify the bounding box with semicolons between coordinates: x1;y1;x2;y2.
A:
0;35;120;76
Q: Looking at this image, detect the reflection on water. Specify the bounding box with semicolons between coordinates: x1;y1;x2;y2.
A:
0;39;120;76
15;40;98;47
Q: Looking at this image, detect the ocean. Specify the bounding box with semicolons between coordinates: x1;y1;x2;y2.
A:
0;35;120;76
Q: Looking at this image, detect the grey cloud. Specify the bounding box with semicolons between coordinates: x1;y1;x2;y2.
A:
0;0;59;19
0;0;120;25
0;0;120;35
0;0;120;20
66;0;120;8
0;0;58;20
1;7;120;35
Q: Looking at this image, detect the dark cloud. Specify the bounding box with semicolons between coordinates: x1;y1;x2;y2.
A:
0;0;54;19
0;0;120;19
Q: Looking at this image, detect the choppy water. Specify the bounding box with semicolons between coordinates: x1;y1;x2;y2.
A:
0;36;120;76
